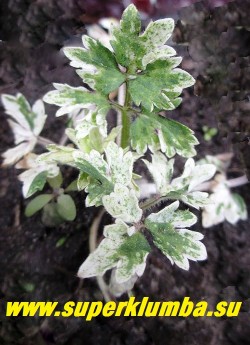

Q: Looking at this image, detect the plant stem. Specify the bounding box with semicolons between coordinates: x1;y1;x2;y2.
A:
89;208;112;302
37;136;56;147
116;83;126;146
120;82;131;149
140;196;161;210
89;208;105;253
193;174;249;191
140;195;170;211
139;174;249;211
59;133;68;146
226;175;249;188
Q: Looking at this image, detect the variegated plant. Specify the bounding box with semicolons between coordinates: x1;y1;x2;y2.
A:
1;5;247;297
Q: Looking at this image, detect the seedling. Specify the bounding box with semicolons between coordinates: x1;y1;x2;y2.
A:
202;125;218;141
1;5;247;297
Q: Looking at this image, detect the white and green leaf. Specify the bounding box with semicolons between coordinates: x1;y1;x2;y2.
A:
2;140;36;167
197;154;232;174
109;269;138;297
165;158;216;209
105;141;134;186
180;191;210;209
1;94;47;166
2;93;37;130
147;201;197;227
131;113;198;158
77;172;89;191
64;36;125;94
43;83;109;116
68;109;121;154
73;150;113;206
143;157;216;209
111;5;193;112
38;144;76;165
202;179;248;227
78;220;150;283
72;143;136;207
103;184;142;223
145;201;207;270
111;4;175;70
128;60;194;112
18;155;59;198
74;108;108;139
143;152;174;194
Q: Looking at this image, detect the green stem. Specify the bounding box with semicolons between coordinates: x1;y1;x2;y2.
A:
110;101;140;116
89;208;112;302
140;195;162;210
120;82;131;149
37;136;56;147
140;195;176;211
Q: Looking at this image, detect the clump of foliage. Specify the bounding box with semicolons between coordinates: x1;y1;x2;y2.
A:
1;5;247;296
199;155;247;227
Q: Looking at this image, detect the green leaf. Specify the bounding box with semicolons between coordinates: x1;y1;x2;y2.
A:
42;203;64;227
103;184;142;223
43;83;109;116
25;194;54;217
77;172;89;191
56;236;68;248
111;6;194;113
128;59;195;112
57;194;76;221
47;171;63;189
19;281;35;293
104;126;122;147
111;4;175;71
88;127;105;152
115;232;150;283
73;150;109;184
85;179;112;207
145;201;206;270
130;113;198;158
78;220;150;283
64;37;125;95
65;179;78;192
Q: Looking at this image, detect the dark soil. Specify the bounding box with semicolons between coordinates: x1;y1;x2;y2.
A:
0;1;249;344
